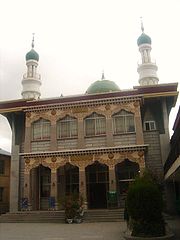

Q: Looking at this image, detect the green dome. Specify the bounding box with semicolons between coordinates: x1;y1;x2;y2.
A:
137;32;151;46
26;48;39;61
86;79;120;94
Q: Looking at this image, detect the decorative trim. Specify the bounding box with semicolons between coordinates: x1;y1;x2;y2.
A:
20;144;148;158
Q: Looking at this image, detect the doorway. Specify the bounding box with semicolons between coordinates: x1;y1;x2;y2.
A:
86;161;109;209
115;159;139;207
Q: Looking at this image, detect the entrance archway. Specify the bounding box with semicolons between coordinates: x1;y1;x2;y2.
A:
57;163;79;207
31;165;51;210
86;161;109;209
115;159;139;207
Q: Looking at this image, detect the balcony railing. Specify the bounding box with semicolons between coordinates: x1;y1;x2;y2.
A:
23;73;41;80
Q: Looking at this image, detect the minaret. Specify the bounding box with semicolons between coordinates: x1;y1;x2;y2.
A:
137;20;159;86
21;34;41;99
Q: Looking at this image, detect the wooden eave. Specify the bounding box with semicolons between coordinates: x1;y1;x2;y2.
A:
20;144;148;158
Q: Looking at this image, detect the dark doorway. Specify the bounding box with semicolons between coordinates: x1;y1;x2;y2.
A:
57;163;79;207
86;161;109;209
115;159;139;207
32;165;51;210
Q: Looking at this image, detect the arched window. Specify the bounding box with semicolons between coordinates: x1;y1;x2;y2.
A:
113;110;135;134
32;118;51;140
85;112;106;136
57;115;77;139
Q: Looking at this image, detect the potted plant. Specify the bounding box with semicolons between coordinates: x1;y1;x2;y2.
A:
64;193;84;223
64;195;76;223
124;172;174;240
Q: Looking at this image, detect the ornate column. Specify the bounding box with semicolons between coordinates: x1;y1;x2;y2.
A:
105;105;114;147
138;151;146;176
24;113;31;153
24;169;32;210
109;165;116;192
134;102;144;145
50;119;57;151
106;117;114;147
77;117;85;148
79;166;87;209
50;168;58;210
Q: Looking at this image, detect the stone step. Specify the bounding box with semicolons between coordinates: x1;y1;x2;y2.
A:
0;209;124;223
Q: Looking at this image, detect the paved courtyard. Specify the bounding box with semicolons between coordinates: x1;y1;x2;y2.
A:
1;217;179;240
0;222;127;240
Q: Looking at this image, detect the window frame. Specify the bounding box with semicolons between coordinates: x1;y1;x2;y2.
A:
31;118;51;141
144;120;156;131
85;112;106;137
57;115;78;139
112;110;135;134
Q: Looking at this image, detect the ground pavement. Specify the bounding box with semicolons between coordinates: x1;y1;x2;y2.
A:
0;217;179;240
0;222;127;240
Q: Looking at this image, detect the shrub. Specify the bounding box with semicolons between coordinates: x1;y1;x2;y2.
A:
126;173;165;237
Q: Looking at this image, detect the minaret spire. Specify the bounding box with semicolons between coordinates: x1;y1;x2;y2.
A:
140;17;144;32
101;70;105;80
32;33;35;48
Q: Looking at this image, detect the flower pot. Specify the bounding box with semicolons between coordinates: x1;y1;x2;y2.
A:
66;218;73;224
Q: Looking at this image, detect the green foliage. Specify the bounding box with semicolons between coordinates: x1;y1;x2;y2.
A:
126;172;165;237
64;193;84;220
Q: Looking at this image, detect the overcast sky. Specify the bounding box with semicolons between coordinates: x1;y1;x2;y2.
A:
0;0;179;152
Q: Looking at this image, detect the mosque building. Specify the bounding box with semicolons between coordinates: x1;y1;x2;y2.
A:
0;26;178;212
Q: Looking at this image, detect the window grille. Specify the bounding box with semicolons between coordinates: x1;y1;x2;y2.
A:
57;115;77;139
144;121;156;131
32;118;51;140
113;110;135;134
85;112;106;136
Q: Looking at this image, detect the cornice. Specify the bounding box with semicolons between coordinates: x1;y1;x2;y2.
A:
20;144;148;158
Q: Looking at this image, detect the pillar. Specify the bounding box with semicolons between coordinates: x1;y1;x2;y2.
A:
78;117;85;148
79;167;87;209
106;115;114;147
50;120;57;151
50;169;58;210
24;127;31;152
134;102;144;145
138;153;146;176
109;166;116;192
24;171;31;210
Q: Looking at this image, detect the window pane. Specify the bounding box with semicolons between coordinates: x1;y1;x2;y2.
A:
150;121;155;130
145;122;150;131
60;121;70;138
114;116;124;133
86;119;95;136
70;120;77;137
57;116;77;138
32;119;50;140
126;116;135;132
96;118;106;134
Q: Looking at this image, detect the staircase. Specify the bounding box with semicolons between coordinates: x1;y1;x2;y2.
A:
0;209;124;223
84;209;124;222
0;211;65;223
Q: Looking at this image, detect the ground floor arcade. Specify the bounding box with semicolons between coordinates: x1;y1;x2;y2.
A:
22;147;146;210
